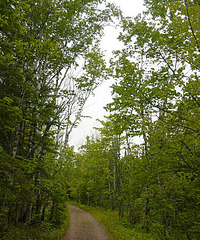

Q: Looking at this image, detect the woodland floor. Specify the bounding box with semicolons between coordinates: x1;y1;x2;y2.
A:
62;205;111;240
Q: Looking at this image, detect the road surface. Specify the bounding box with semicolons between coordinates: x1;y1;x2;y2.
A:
63;205;111;240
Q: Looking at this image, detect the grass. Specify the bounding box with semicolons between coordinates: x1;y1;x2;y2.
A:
70;202;156;240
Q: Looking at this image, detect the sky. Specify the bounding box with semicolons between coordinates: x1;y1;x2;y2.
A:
68;0;145;150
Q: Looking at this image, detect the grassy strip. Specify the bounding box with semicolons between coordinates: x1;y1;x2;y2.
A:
71;202;156;240
2;204;70;240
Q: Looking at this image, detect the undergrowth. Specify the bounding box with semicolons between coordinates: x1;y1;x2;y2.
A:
2;204;69;240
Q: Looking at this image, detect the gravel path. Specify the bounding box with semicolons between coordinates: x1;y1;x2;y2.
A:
62;205;111;240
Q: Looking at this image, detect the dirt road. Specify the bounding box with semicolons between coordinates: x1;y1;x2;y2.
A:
63;205;111;240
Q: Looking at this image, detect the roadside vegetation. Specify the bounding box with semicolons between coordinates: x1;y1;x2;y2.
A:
73;203;156;240
2;204;69;240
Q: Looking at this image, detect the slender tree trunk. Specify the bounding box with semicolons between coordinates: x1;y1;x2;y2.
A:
11;123;21;158
142;186;150;231
35;194;42;216
106;162;113;208
25;203;32;222
15;204;19;226
41;204;46;221
128;203;134;224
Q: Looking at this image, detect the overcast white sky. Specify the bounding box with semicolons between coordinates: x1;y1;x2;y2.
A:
69;0;145;149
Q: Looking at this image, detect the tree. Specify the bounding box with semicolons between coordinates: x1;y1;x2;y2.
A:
99;0;200;238
0;0;121;235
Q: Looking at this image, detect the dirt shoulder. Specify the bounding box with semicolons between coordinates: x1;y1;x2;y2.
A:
62;204;111;240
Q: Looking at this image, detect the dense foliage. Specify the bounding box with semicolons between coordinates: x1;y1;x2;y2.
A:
0;0;118;238
67;0;200;239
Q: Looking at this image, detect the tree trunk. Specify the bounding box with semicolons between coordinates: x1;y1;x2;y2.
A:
15;204;19;226
128;203;134;224
11;122;21;158
142;192;150;231
41;204;46;221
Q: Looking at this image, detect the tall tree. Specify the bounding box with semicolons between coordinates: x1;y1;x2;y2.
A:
0;0;120;235
106;0;200;238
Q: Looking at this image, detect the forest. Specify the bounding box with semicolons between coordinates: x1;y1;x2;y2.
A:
0;0;200;239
